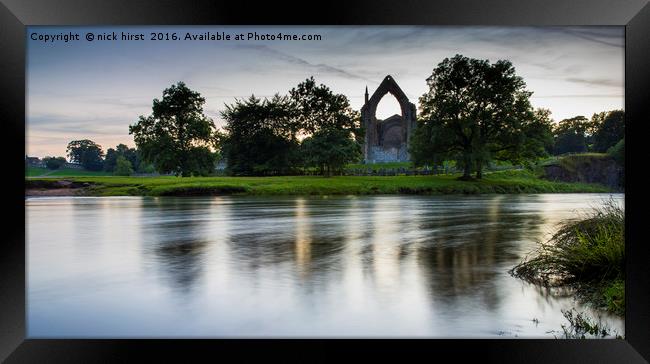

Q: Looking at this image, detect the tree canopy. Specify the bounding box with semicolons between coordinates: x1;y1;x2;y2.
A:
552;116;590;155
220;95;299;176
301;128;361;176
415;54;547;179
592;110;624;153
43;156;67;170
114;155;134;176
129;82;217;177
288;76;361;139
219;77;362;176
66;139;104;171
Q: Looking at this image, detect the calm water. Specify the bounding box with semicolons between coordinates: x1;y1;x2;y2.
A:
27;193;624;338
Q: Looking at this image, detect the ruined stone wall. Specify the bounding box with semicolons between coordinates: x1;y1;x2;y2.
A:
367;145;409;163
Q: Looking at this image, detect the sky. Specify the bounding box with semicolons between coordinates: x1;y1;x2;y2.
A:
26;26;624;159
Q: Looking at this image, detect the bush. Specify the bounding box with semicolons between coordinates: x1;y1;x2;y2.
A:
43;156;67;170
607;138;624;166
114;156;134;176
602;279;625;316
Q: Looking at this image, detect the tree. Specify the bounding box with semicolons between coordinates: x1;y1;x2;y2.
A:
497;108;554;165
103;148;118;172
417;55;541;179
129;82;217;177
104;144;140;173
66;139;104;171
409;118;451;170
301;128;362;176
553;116;589;155
114;156;134;176
219;77;362;176
608;138;624;165
289;76;362;140
43;156;67;170
220;95;299;176
289;77;363;175
592;110;624;153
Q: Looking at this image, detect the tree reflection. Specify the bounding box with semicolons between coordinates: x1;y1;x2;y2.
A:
414;195;545;312
139;197;212;295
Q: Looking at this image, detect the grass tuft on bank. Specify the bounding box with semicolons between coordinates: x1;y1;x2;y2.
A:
510;199;625;316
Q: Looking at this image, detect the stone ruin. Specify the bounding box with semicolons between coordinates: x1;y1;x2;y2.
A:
360;75;417;163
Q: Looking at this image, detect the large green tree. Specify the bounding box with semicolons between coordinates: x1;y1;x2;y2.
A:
129;82;217;177
289;77;362;175
66;139;104;171
417;55;544;179
553;116;589;155
301;128;362;176
220;78;362;176
220;95;299;176
289;77;362;140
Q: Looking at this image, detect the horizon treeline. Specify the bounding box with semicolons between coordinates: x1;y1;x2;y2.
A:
27;54;624;178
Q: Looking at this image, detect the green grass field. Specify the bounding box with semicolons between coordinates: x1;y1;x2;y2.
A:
345;161;413;170
26;169;611;197
26;167;113;177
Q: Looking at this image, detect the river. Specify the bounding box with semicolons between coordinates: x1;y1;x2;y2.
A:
26;193;624;338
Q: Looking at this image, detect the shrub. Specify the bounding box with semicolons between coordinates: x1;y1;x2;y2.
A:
510;199;624;286
114;156;134;176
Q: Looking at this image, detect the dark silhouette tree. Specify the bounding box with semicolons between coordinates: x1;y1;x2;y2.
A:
42;156;67;170
592;110;624;153
289;76;362;141
129;82;217;177
104;144;140;173
220;95;299;176
417;55;542;179
553;116;589;155
301;128;362;176
66;139;104;171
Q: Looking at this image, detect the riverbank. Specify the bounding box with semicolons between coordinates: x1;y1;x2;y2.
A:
510;200;625;317
25;170;611;197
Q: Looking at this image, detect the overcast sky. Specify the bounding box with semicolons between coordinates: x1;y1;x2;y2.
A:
26;26;624;158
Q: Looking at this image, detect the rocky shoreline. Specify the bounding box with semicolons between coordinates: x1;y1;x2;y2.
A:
25;179;89;197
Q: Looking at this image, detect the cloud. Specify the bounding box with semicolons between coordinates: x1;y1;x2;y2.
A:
531;94;623;98
559;28;624;48
232;44;375;83
565;77;622;88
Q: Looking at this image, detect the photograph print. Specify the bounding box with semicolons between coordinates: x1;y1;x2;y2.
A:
25;25;625;338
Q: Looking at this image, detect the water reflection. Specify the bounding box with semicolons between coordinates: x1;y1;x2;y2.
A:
139;198;213;295
27;194;624;337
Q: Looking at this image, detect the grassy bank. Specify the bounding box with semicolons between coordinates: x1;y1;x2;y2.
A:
26;169;611;197
26;167;113;177
510;200;625;316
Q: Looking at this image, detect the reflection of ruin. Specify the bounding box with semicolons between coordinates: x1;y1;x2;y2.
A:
294;198;312;279
361;75;417;163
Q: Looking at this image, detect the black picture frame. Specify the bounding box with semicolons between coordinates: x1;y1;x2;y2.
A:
2;0;649;362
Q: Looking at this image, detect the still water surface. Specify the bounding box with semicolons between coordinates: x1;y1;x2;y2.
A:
27;193;624;337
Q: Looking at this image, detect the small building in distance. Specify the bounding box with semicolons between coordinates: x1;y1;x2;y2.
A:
63;162;83;169
25;155;45;168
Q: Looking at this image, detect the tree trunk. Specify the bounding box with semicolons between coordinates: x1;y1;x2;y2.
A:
475;160;483;179
462;153;472;179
